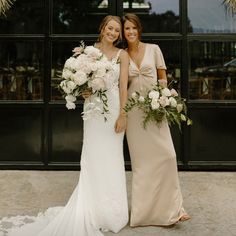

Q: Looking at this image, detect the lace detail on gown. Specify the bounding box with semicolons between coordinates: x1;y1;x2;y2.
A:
0;207;62;236
0;49;128;236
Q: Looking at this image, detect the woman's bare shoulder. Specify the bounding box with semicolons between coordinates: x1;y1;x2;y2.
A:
119;49;129;58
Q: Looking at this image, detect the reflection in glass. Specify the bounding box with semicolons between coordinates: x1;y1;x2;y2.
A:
188;0;236;33
0;0;44;34
53;0;109;34
0;42;44;100
189;41;236;100
123;0;180;33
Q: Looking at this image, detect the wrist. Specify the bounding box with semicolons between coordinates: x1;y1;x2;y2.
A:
119;112;127;117
158;79;167;87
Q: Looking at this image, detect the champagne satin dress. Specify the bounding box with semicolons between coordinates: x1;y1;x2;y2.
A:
126;43;187;227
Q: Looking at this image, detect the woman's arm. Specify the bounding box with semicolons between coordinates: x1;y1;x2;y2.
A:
157;69;168;87
115;49;129;133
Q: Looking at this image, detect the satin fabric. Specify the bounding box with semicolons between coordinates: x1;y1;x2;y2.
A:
126;43;187;226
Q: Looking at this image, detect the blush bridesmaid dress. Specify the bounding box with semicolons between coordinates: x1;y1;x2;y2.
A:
126;43;187;227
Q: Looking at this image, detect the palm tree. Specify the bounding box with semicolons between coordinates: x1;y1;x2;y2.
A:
0;0;14;16
223;0;236;15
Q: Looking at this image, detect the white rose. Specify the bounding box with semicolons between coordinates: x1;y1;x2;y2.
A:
67;80;76;90
131;92;138;99
176;104;183;113
138;96;145;102
73;71;88;85
60;80;76;94
169;97;177;107
89;62;98;72
170;88;178;97
64;57;77;70
161;88;172;97
81;64;92;74
88;78;106;91
60;80;67;90
66;101;76;110
65;94;76;103
62;69;73;80
151;98;160;110
95;67;106;78
159;96;170;107
84;46;102;59
149;90;160;99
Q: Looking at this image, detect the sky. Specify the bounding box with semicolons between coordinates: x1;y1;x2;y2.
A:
146;0;236;32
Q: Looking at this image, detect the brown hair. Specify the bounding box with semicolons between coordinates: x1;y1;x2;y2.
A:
122;13;142;40
98;15;122;45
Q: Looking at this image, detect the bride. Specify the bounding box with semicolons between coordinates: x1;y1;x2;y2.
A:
0;15;129;236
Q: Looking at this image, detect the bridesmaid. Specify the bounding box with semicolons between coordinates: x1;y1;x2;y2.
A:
123;13;190;227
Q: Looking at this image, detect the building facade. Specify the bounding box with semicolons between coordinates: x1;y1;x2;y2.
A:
0;0;236;170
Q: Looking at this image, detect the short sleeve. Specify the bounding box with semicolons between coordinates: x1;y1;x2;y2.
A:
154;44;167;70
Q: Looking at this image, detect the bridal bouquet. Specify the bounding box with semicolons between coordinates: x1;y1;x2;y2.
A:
60;42;113;120
124;82;192;130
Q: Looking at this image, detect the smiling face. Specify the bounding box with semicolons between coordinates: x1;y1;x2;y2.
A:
123;20;139;44
100;19;121;44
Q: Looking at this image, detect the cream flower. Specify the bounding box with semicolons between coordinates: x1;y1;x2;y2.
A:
138;96;145;102
95;66;106;78
169;97;177;107
88;78;106;92
62;69;73;80
66;101;76;110
64;57;77;70
131;92;138;99
170;88;178;97
151;98;160;110
181;114;186;121
84;46;102;60
60;80;76;94
159;96;170;107
65;94;76;103
149;90;160;99
176;104;183;113
161;88;172;97
73;71;88;86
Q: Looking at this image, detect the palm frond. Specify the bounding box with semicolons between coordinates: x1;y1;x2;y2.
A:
0;0;14;16
223;0;236;15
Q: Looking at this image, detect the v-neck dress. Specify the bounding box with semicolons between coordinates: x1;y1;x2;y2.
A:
126;43;187;226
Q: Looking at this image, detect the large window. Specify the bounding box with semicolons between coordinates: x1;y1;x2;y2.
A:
53;0;109;34
188;0;236;33
0;41;44;100
124;0;180;33
189;41;236;100
0;0;45;34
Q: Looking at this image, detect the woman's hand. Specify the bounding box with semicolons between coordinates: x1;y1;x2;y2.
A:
82;89;92;99
115;114;127;133
158;79;168;88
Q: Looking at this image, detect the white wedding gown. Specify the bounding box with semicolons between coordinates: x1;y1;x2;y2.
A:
0;49;128;236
